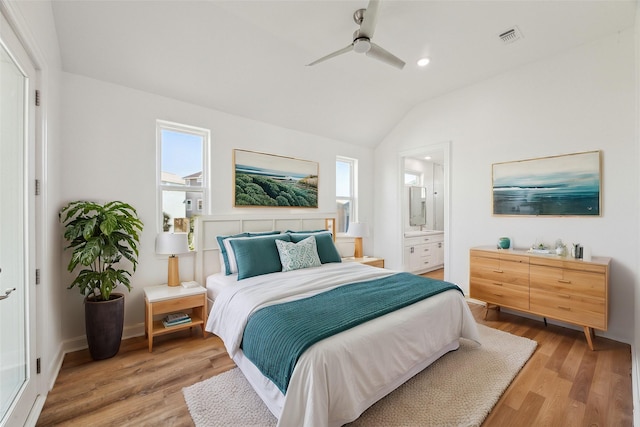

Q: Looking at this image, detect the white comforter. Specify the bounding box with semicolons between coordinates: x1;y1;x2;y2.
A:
206;262;480;427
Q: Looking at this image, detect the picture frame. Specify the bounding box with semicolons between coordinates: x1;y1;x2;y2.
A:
233;149;319;208
492;150;601;216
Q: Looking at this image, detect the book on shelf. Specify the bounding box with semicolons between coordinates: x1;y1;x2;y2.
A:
163;317;192;328
164;312;190;323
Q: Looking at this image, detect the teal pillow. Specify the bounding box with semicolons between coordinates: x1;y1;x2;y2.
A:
217;233;249;275
288;231;342;264
230;234;292;280
275;236;322;272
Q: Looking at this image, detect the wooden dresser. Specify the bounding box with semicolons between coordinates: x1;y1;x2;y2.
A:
469;246;610;350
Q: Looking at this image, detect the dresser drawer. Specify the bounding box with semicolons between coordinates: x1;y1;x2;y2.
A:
530;290;605;329
530;265;606;299
470;255;529;287
470;277;529;310
530;264;606;329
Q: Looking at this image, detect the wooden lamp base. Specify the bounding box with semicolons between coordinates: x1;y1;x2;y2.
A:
354;237;363;258
167;255;180;287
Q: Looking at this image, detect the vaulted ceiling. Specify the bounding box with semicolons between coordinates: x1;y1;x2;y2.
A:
51;0;636;147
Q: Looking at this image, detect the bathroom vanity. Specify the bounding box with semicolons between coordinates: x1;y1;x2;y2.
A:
403;230;444;274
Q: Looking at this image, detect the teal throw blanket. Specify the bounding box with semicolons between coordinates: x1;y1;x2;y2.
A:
241;272;462;394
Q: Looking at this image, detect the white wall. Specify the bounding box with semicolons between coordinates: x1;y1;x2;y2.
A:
5;0;64;399
59;72;374;345
374;28;637;345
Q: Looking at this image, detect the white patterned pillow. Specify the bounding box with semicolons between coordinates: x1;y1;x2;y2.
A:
275;236;322;272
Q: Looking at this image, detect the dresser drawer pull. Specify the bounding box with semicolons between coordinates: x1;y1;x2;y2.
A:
492;282;503;286
493;270;504;274
558;306;571;311
558;279;572;284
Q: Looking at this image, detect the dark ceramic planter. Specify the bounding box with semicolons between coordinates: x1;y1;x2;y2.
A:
84;293;125;360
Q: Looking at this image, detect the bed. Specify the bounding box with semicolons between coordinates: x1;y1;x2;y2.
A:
195;214;480;427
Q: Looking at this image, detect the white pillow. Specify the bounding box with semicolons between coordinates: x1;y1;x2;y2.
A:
275;236;322;272
223;237;241;274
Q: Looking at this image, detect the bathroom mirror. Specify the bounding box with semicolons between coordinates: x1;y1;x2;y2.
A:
409;186;427;226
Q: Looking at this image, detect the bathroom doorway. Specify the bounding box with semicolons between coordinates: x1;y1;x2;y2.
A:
400;142;450;280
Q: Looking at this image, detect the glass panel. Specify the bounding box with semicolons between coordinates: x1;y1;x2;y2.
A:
409;186;427;226
405;172;419;186
0;40;27;420
336;160;352;197
336;199;351;233
160;129;203;188
161;190;187;232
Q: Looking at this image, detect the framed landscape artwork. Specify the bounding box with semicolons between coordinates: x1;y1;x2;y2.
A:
492;150;601;216
233;149;319;208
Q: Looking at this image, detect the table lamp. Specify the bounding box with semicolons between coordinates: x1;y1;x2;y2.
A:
155;233;190;286
346;222;369;258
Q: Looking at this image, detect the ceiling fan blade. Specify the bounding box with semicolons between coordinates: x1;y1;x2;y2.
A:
366;43;405;69
359;0;380;39
306;44;354;66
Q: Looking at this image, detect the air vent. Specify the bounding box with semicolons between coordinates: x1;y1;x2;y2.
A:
498;26;523;44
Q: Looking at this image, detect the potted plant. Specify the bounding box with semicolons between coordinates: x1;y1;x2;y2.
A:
59;200;143;360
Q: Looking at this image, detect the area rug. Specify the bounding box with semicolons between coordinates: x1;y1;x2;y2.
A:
183;324;536;426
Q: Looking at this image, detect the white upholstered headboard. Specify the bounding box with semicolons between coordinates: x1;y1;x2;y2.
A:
194;214;336;285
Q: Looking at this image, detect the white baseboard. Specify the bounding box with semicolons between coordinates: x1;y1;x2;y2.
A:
61;322;146;355
46;342;65;391
24;395;46;427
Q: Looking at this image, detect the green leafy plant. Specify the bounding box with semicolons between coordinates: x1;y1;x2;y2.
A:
59;201;143;301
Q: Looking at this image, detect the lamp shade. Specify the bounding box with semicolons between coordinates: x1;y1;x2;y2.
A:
155;233;189;255
346;222;369;238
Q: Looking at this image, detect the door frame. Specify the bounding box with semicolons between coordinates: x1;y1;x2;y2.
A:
398;141;452;280
0;2;44;425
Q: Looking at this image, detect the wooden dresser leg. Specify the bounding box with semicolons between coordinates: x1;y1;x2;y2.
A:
583;326;595;351
484;304;500;320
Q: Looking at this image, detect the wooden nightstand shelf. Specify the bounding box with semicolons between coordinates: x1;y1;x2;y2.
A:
342;257;385;268
144;284;208;352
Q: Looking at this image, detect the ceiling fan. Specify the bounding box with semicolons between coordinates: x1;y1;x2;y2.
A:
306;0;405;70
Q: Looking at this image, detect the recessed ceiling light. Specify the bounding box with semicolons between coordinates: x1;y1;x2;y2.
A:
417;57;430;67
424;156;432;160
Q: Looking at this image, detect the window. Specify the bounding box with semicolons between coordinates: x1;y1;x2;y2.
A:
336;156;357;233
405;171;421;186
157;120;210;235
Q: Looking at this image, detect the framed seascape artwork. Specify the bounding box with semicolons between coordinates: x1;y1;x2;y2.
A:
492;150;601;216
233;149;319;208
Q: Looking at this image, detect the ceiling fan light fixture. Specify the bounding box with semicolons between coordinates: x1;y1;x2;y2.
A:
353;38;371;54
417;57;430;67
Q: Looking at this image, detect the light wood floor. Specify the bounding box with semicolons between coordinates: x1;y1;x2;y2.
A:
38;269;632;426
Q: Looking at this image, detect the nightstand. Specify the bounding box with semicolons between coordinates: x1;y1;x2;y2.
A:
342;257;385;268
144;284;208;352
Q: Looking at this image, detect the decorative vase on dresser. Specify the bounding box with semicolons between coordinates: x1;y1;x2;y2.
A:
469;246;610;350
